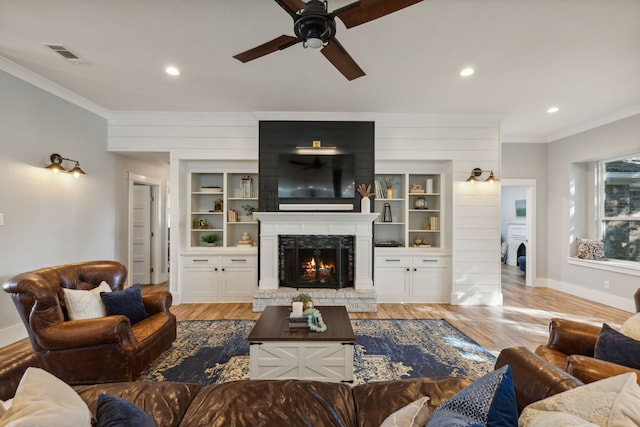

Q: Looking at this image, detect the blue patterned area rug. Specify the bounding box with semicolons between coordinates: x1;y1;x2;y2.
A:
138;319;496;386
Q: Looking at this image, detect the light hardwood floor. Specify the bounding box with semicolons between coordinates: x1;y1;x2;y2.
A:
1;265;633;358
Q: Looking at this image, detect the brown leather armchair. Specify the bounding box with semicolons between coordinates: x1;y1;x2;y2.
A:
536;306;640;384
3;260;176;384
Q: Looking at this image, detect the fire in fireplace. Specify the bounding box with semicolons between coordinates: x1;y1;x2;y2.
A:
279;235;354;289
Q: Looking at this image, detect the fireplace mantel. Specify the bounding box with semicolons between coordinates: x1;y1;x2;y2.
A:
254;212;379;224
254;212;379;290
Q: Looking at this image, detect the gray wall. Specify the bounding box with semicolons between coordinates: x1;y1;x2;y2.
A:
0;71;169;345
502;143;548;279
546;114;640;309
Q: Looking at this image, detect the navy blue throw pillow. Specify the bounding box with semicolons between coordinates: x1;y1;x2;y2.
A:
594;323;640;370
427;365;518;427
100;284;149;324
96;393;156;427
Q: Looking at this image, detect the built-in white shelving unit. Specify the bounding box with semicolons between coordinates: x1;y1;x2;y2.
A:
373;166;451;303
181;163;259;303
373;173;443;249
188;172;259;249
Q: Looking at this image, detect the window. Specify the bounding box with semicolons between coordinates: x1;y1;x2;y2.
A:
600;155;640;262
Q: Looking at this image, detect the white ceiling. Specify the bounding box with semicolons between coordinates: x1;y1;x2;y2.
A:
1;0;639;142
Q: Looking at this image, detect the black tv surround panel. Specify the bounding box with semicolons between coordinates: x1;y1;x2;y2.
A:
259;121;375;212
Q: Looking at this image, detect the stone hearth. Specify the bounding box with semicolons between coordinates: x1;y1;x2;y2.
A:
252;288;377;313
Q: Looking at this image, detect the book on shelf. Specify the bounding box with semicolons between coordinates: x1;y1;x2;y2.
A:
228;209;238;222
429;216;439;230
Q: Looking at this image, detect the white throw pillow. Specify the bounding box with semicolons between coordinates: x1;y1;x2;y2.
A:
0;398;10;417
519;372;640;427
62;281;112;320
0;367;91;426
621;313;640;341
380;396;430;427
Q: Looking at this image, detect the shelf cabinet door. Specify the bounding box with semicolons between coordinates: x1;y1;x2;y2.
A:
221;256;258;299
410;256;449;302
182;257;221;301
410;268;448;302
375;266;410;302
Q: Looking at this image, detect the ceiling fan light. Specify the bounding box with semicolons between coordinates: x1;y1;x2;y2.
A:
304;38;323;49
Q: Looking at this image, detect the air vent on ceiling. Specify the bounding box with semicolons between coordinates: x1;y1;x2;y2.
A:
43;44;82;64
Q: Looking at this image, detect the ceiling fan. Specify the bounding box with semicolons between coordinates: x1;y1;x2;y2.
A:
233;0;423;81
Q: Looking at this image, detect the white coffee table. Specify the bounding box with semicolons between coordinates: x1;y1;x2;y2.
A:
247;305;355;383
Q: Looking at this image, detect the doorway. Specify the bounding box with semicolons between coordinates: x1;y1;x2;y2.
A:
128;173;168;286
500;179;536;287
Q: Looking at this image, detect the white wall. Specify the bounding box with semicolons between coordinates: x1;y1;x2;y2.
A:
501;186;527;241
0;71;170;346
546;114;640;311
109;112;503;306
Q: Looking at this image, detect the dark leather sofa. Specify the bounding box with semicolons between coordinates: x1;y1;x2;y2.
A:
0;346;582;427
2;260;176;384
535;290;640;384
535;317;640;384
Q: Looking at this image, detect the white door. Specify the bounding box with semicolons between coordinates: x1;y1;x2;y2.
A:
132;184;152;284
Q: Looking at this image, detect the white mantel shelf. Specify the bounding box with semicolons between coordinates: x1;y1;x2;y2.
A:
254;212;379;223
254;212;380;291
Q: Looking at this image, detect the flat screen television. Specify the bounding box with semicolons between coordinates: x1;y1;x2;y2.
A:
278;153;355;199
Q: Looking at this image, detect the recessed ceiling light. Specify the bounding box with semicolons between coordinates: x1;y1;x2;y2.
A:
547;106;560;114
459;67;474;77
165;66;180;76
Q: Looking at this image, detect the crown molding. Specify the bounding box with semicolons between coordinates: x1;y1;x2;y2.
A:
0;55;111;119
546;104;640;143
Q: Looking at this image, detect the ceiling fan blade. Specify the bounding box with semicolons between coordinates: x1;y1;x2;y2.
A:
321;39;365;81
233;35;300;63
333;0;423;29
274;0;307;19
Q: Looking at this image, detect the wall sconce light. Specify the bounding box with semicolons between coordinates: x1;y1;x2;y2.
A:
466;167;498;183
45;153;86;177
295;140;337;155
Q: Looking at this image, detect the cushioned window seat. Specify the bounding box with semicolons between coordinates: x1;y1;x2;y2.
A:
566;257;640;277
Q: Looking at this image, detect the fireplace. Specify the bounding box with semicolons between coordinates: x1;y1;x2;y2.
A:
279;235;354;289
253;212;378;291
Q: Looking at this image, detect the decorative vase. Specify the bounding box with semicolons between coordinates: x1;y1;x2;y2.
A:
386;188;393;199
303;300;314;311
360;196;370;213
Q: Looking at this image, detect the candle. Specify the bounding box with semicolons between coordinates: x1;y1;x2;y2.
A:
292;302;303;317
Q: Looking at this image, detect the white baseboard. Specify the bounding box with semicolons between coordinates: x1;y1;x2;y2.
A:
544;278;635;313
0;323;28;348
451;291;503;306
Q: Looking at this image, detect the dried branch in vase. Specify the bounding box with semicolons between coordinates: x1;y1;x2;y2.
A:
357;184;374;198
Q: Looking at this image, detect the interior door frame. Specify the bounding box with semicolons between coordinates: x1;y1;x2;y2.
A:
128;172;168;285
501;179;536;287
